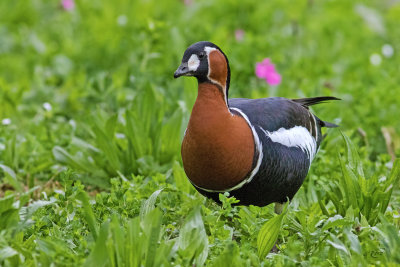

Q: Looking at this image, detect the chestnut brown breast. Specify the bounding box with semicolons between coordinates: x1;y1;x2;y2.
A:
181;83;255;191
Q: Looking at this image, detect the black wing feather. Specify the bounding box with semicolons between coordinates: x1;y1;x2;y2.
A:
291;96;340;107
229;97;313;133
292;96;340;128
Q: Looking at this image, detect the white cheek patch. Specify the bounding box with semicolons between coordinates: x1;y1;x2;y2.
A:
188;54;200;71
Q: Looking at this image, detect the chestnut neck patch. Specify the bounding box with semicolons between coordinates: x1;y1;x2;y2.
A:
205;48;230;106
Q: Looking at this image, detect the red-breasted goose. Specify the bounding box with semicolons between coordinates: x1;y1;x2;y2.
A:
174;41;339;208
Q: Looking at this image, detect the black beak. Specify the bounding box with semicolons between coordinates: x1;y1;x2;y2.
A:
174;62;190;78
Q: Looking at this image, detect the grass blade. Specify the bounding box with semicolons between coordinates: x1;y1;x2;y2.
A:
77;191;98;241
84;222;110;267
143;208;163;267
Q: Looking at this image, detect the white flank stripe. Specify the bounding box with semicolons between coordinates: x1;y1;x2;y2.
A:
260;126;316;164
309;112;318;142
313;115;318;142
194;107;263;193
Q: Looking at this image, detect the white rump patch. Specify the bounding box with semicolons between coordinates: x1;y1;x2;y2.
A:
260;126;316;164
188;54;200;71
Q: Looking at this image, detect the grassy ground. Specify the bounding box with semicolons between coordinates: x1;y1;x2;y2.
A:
1;0;400;266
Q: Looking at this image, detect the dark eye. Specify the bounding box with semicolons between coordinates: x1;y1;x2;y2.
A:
199;52;206;59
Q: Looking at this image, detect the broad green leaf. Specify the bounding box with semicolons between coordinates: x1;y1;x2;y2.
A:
0;194;14;214
142;208;163;267
344;228;362;255
177;207;208;266
338;156;358;209
71;137;101;153
0;164;22;191
125;110;146;158
374;215;400;263
327;234;349;255
127;217;142;267
0;246;18;260
380;159;400;214
160;109;183;162
19;199;57;230
318;197;330;217
92;123;120;173
211;243;248;267
257;203;288;259
105;114;118;139
109;215;125;267
53;146;94;173
172;161;192;194
140;188;163;220
322;215;352;231
341;132;364;177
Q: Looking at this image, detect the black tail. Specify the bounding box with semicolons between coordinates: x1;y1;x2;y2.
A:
294;96;341;128
321;120;339;128
314;116;339;128
292;96;341;107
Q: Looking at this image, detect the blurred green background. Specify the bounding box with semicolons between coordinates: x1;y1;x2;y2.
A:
1;0;400;266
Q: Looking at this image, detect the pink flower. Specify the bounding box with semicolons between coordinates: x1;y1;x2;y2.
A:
235;29;245;42
255;58;281;86
61;0;75;11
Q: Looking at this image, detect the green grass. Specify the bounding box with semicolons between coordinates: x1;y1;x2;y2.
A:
1;0;400;266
